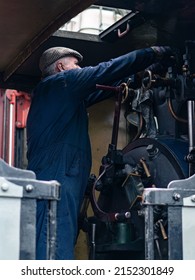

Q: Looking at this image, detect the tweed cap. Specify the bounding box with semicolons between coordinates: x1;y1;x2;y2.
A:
39;46;83;72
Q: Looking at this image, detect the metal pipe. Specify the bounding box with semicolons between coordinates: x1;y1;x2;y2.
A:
89;223;96;260
8;103;14;165
2;92;7;160
188;100;195;152
187;100;195;176
145;205;155;259
47;201;57;260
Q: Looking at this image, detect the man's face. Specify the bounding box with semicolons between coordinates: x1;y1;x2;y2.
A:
57;56;80;71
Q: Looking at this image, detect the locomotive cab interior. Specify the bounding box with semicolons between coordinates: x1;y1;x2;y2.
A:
1;0;195;260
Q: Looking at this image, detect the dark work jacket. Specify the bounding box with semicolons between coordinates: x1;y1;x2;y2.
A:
26;48;157;259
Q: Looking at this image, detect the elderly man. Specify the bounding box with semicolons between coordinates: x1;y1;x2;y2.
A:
26;45;173;259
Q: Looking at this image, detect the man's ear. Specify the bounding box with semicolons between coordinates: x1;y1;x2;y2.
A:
56;62;63;72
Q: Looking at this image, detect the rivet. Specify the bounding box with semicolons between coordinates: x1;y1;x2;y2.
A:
25;184;34;192
173;193;181;201
1;183;9;191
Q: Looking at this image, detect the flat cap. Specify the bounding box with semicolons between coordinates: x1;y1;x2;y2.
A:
39;46;83;72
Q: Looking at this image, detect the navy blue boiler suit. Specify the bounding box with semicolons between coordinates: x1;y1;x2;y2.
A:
26;48;157;259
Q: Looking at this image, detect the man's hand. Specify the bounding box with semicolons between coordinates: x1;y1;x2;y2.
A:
151;46;178;70
151;46;173;59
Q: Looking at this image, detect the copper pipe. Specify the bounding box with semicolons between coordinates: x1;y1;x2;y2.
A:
167;98;188;123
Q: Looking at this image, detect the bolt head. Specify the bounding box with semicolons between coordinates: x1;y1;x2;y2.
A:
1;183;9;191
173;193;181;201
25;184;34;192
